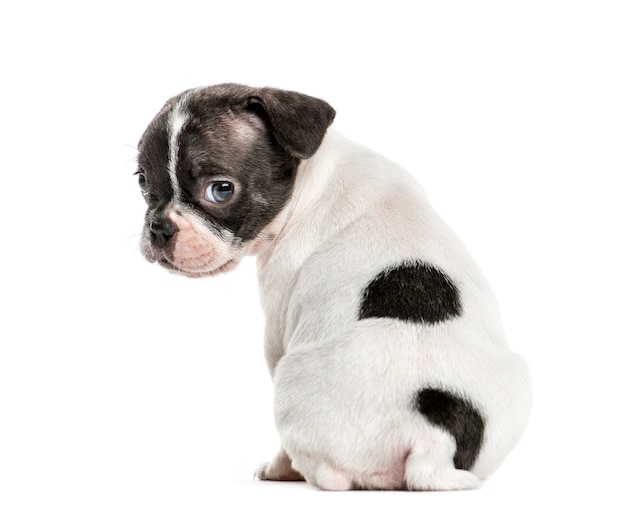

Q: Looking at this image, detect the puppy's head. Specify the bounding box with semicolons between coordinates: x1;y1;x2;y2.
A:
136;84;335;277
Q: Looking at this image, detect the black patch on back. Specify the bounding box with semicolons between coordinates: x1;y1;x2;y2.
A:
359;262;462;324
413;388;485;470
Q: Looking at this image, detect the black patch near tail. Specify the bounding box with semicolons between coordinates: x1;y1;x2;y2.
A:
414;388;485;470
359;261;462;325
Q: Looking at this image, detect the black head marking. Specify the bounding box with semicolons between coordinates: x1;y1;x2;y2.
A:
359;261;462;324
413;388;485;471
136;84;336;244
136;96;181;205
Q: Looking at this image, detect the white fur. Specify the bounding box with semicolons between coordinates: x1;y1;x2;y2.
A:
167;99;189;201
253;130;532;490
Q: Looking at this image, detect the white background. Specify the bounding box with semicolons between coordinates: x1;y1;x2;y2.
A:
1;1;625;516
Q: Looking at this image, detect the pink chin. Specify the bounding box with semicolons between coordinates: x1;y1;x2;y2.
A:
158;257;238;278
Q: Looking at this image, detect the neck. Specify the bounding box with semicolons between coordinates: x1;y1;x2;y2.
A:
249;130;343;259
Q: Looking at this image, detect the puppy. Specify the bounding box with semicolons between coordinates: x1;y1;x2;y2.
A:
136;83;532;491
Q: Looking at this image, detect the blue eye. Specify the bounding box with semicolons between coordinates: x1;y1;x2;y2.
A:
204;181;235;203
135;171;149;198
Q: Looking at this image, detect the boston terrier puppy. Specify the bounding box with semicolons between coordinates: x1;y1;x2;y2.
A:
136;84;532;490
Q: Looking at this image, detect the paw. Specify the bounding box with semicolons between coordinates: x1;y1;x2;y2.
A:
312;463;353;491
254;451;304;482
254;461;272;481
406;468;480;491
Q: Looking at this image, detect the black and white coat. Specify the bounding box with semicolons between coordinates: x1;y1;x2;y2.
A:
137;84;532;491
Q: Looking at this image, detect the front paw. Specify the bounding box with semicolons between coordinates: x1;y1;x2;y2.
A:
254;461;273;481
255;450;304;481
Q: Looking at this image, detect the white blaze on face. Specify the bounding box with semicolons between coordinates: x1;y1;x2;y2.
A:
156;93;246;277
167;97;190;201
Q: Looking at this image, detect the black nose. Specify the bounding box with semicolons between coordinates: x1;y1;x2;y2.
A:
149;217;177;247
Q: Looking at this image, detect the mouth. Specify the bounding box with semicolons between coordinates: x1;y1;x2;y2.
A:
157;257;237;278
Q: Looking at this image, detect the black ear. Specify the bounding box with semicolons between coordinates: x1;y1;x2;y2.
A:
246;88;336;159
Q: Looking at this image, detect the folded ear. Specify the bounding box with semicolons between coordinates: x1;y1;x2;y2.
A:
246;88;336;159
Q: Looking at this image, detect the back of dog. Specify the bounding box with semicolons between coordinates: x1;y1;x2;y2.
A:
263;132;532;490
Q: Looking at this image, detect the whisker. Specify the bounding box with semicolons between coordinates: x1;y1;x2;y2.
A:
121;144;140;168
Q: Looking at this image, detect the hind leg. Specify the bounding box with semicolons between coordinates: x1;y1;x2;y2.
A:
405;427;480;491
